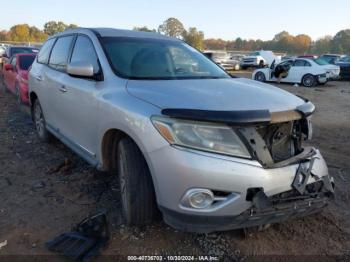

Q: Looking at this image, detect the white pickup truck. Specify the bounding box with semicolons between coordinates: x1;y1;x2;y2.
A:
241;50;280;69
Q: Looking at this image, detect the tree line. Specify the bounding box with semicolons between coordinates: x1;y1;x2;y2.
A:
1;18;349;55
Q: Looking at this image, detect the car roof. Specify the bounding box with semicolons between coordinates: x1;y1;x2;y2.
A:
51;27;177;41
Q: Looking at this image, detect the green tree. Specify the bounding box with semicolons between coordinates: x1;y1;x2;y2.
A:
43;21;78;36
158;17;185;38
234;37;243;50
133;26;156;32
29;26;48;42
273;31;290;42
0;30;8;41
312;36;332;54
182;27;204;50
293;34;312;54
332;29;350;54
8;24;30;42
204;38;227;50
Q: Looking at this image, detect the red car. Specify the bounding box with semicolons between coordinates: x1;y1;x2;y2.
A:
2;53;36;104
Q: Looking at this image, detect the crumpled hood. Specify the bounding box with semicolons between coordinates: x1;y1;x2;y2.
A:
127;78;305;113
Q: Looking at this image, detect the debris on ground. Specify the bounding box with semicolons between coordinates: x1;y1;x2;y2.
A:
46;210;109;261
0;240;7;250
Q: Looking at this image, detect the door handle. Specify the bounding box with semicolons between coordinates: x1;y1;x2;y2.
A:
35;75;43;81
59;86;67;93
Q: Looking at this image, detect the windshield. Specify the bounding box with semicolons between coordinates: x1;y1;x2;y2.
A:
248;52;260;56
313;58;329;65
101;37;229;80
19;55;36;70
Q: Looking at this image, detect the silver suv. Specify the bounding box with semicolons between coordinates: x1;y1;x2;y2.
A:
29;28;334;233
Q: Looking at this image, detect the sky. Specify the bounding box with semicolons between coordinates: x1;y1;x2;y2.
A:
1;0;349;41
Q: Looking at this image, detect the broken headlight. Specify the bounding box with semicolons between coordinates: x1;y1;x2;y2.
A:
151;116;251;158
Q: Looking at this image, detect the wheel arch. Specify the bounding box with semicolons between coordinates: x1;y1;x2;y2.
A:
100;128;157;190
29;91;38;120
100;128;159;198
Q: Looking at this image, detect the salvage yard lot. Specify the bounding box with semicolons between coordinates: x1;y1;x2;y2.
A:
0;76;350;259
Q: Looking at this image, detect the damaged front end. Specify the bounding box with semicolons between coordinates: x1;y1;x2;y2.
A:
161;100;335;232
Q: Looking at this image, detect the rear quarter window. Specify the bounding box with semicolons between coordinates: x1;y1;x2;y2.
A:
37;38;56;64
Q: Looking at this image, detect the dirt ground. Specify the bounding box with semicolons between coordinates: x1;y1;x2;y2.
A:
0;75;350;261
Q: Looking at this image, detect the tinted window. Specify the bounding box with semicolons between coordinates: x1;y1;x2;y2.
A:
37;38;56;64
70;36;100;74
19;55;36;70
102;37;228;80
49;36;74;71
294;60;308;67
280;60;293;66
10;47;38;57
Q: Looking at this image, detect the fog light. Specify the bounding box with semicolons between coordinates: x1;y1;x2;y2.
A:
188;189;214;209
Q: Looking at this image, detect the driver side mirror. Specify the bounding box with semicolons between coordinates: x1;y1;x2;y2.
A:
67;61;94;78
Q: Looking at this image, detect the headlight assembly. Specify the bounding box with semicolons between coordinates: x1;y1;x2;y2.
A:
151;116;251;159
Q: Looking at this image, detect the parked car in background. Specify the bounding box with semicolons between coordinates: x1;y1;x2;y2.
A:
0;46;6;70
252;58;336;87
313;57;341;80
336;55;350;80
29;28;334;233
319;54;344;65
241;50;279;69
2;53;36;104
225;55;242;71
298;54;318;59
2;46;39;65
203;51;235;70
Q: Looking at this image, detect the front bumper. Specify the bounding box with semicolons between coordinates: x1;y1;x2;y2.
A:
149;145;333;232
160;181;332;233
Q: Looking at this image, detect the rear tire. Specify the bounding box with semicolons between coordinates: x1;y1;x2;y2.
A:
117;137;158;226
302;74;316;88
254;72;266;82
33;99;51;142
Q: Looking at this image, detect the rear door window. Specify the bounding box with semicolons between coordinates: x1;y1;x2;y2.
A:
70;35;100;74
37;38;56;64
294;60;307;67
49;35;74;72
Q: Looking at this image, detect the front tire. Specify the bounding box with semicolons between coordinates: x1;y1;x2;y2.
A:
33;99;51;142
254;72;266;82
302;74;316;87
117;137;158;226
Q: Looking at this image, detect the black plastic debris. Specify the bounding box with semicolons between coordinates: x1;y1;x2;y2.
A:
46;210;109;261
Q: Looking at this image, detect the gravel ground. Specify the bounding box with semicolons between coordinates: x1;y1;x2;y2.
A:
0;76;349;261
